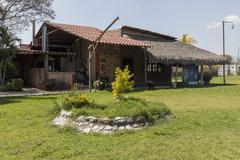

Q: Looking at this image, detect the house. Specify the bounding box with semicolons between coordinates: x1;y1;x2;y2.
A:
16;21;226;89
218;63;239;76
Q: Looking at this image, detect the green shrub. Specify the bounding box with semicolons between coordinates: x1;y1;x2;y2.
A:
203;71;213;85
3;82;14;91
93;80;107;90
112;66;134;99
0;78;23;92
12;78;23;91
62;94;90;110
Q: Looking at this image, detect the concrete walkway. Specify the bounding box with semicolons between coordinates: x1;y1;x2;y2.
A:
0;88;67;98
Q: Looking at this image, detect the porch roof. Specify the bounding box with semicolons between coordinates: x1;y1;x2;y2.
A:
17;44;76;55
146;41;227;65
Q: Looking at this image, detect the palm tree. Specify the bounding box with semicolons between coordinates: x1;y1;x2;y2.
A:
0;27;20;86
180;34;197;45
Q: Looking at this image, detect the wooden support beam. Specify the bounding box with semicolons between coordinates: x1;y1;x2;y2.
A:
44;54;49;80
175;65;178;83
72;55;75;72
144;47;148;89
88;49;92;92
200;65;204;86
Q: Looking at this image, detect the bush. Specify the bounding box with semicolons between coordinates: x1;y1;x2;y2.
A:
203;71;213;85
93;79;108;90
0;78;23;92
44;79;69;91
12;78;23;91
61;93;90;110
111;66;134;99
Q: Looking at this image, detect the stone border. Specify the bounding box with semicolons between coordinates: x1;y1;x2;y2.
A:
52;110;171;134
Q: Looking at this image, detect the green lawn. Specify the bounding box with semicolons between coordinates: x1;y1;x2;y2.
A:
1;76;240;159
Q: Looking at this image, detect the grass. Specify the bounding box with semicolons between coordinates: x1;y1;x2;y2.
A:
1;76;240;159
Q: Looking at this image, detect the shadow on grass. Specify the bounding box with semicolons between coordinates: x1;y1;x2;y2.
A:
0;96;57;105
0;98;20;105
129;83;239;93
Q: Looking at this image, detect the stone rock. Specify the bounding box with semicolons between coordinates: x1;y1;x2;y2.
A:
132;124;140;128
98;117;112;125
127;118;134;125
76;116;86;123
88;123;94;128
85;116;98;123
60;110;72;118
118;126;125;130
83;127;92;133
52;117;68;126
125;125;132;130
112;125;118;131
92;125;100;131
113;117;127;126
104;125;113;131
135;116;146;124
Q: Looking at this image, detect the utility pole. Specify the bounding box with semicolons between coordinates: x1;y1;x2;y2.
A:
88;17;120;92
222;21;234;85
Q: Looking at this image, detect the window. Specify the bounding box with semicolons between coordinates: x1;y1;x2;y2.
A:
147;63;163;72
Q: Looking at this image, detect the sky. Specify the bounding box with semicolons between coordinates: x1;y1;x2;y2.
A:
20;0;240;60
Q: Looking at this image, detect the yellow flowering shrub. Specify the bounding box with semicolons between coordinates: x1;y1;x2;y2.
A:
111;66;134;99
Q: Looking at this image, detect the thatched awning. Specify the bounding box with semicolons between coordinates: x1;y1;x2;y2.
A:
147;41;227;65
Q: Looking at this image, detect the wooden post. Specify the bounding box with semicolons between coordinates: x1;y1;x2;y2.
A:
88;49;92;92
42;23;48;80
175;65;178;83
200;65;204;86
72;55;75;72
144;47;148;89
44;54;49;80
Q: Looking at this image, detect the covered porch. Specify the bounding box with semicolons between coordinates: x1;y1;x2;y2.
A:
16;48;76;90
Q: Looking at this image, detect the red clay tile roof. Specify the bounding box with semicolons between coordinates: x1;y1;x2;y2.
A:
45;22;150;47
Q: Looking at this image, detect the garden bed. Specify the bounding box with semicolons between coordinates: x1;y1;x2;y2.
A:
52;94;172;134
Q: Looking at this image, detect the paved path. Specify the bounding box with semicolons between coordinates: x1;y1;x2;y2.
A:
0;88;67;98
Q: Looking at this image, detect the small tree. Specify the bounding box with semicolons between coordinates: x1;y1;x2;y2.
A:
180;34;197;45
112;66;134;99
0;27;19;86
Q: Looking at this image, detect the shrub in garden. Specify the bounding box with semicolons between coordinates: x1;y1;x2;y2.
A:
62;94;89;110
0;78;23;91
203;71;213;85
93;79;108;90
12;78;23;91
111;66;134;99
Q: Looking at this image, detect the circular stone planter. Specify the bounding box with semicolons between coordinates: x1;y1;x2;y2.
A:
52;110;171;134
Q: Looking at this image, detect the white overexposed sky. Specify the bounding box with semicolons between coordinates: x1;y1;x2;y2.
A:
19;0;240;60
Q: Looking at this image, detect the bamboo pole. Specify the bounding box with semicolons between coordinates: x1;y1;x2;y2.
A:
200;65;204;86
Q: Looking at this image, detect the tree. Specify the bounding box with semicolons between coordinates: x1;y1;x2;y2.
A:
0;26;19;86
225;54;233;64
0;0;55;32
112;66;134;99
180;34;197;44
225;54;233;75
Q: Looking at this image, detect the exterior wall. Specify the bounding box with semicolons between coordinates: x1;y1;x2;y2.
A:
218;64;238;76
49;72;75;85
60;56;74;72
120;46;145;86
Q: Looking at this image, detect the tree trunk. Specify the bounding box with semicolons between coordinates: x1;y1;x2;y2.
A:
1;60;7;85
